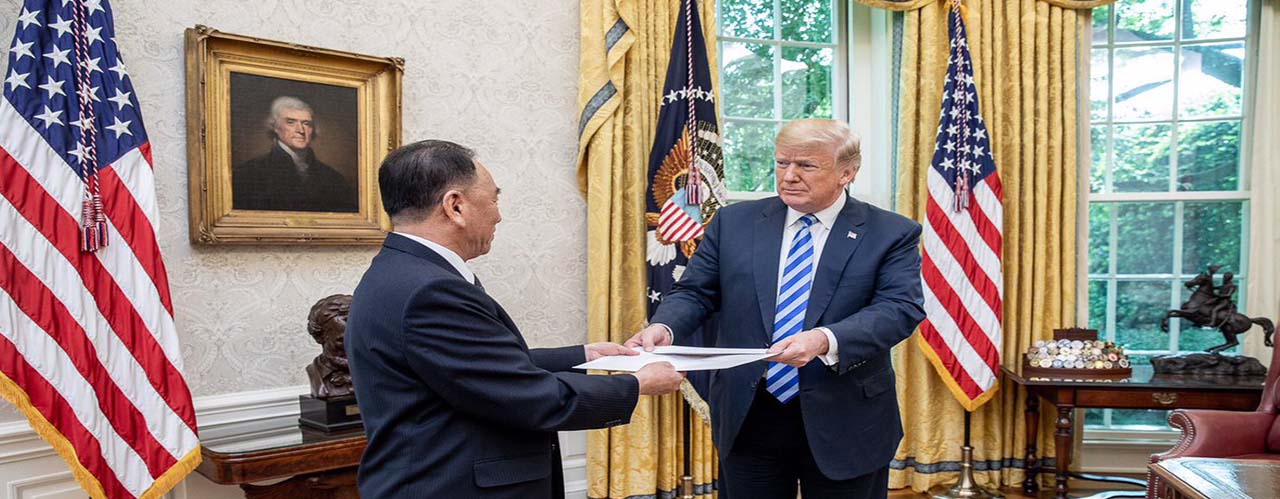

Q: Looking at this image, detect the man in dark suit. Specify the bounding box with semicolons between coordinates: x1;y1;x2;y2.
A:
232;96;357;213
627;119;925;499
348;140;684;498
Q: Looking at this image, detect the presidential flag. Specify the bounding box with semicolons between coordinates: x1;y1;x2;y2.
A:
0;1;201;498
917;1;1005;412
644;0;723;400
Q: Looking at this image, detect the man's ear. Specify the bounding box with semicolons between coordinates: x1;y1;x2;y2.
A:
440;189;466;225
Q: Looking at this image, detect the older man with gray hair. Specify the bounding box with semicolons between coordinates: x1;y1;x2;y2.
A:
232;95;357;213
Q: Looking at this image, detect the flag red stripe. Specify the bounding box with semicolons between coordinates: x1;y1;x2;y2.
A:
965;192;1003;260
985;171;1003;200
919;320;984;399
0;148;197;430
0;245;177;476
924;197;1004;321
98;167;174;315
670;217;700;241
138;141;153;168
0;334;136;499
921;251;1000;372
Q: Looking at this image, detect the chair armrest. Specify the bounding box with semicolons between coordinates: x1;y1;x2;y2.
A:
1150;409;1273;463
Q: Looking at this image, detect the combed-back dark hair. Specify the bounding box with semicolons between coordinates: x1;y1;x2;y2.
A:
378;140;477;224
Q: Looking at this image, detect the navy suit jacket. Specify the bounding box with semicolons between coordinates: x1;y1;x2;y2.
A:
650;196;925;480
347;234;640;498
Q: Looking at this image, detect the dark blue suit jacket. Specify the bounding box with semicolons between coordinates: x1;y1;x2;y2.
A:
650;196;925;480
347;234;640;498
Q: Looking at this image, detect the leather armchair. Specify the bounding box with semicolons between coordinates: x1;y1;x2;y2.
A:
1147;345;1280;498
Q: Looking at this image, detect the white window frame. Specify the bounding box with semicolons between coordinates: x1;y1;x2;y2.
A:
1079;0;1260;434
717;2;895;209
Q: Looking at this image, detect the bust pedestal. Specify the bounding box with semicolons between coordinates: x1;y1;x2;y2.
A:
1151;352;1267;376
298;395;362;432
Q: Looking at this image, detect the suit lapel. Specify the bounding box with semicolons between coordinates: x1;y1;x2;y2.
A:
384;234;531;350
753;200;787;344
804;197;867;328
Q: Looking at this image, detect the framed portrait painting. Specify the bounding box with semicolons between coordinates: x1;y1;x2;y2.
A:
184;26;401;244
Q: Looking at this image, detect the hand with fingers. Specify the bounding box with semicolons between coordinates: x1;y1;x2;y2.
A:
623;323;673;352
766;329;830;367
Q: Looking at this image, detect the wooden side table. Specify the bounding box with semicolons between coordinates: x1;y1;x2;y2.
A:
195;416;365;499
1149;457;1280;499
1001;365;1265;499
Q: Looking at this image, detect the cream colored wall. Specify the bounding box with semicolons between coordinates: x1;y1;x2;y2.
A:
0;0;587;424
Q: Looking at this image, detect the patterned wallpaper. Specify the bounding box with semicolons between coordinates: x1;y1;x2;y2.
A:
0;0;588;421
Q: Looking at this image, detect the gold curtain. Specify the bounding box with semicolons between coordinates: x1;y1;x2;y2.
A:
889;0;1099;491
577;1;719;497
854;0;1120;10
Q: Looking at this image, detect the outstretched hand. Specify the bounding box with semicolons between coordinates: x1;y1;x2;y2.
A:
585;342;640;361
623;324;673;352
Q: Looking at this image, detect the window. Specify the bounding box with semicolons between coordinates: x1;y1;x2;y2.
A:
1085;0;1255;430
717;1;893;207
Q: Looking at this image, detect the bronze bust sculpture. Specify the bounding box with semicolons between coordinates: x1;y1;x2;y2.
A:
306;294;354;399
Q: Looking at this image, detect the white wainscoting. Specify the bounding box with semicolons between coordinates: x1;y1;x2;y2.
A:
0;385;590;499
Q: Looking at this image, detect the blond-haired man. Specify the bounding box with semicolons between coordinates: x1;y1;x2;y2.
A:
627;119;925;499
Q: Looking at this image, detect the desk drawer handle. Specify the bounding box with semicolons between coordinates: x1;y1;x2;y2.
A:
1152;392;1178;405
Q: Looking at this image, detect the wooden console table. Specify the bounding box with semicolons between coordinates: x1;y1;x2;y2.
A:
195;416;365;498
1149;457;1280;499
1001;365;1265;499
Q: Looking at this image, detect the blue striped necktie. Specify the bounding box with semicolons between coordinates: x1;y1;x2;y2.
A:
767;214;817;403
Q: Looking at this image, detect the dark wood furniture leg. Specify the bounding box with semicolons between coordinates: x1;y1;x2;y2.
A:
1025;393;1040;494
1055;405;1073;499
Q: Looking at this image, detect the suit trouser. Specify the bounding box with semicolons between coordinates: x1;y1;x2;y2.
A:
719;385;889;499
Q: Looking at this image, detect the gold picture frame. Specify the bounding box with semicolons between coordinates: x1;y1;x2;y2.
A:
184;25;401;244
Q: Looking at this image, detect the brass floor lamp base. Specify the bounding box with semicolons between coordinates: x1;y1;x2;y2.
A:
928;445;1004;499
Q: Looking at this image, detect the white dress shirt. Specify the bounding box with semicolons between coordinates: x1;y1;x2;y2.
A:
778;194;846;366
394;232;475;284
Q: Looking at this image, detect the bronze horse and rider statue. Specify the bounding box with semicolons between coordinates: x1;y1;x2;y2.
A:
1161;265;1274;354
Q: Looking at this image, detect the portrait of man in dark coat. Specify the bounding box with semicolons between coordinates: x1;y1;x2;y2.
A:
231;95;358;213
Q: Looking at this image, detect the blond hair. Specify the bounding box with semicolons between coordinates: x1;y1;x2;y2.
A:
775;119;861;172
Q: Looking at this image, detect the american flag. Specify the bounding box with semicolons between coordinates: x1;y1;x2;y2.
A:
917;1;1004;412
0;1;200;498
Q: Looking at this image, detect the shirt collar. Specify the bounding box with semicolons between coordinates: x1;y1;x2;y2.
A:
784;193;847;231
393;232;475;284
277;140;308;173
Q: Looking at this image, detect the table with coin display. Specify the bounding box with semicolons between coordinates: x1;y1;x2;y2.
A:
1001;330;1266;499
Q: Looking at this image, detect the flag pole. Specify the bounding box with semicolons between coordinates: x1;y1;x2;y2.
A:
930;410;1003;499
680;393;695;499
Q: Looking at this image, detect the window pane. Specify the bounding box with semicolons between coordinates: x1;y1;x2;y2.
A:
1108;409;1171;429
1115;202;1174;274
1184;0;1248;40
1112;123;1172;192
781;0;833;43
1092;5;1111;44
1084;408;1105;427
1089;280;1109;331
1179;42;1245;118
1091;49;1110;122
1115;280;1173;351
719;0;773;40
1115;0;1175;42
1113;47;1175;120
781;47;833;119
1182;201;1244;274
723;120;778;192
721;43;775;119
1089;203;1112;274
1177;120;1241;191
1090;126;1107;193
